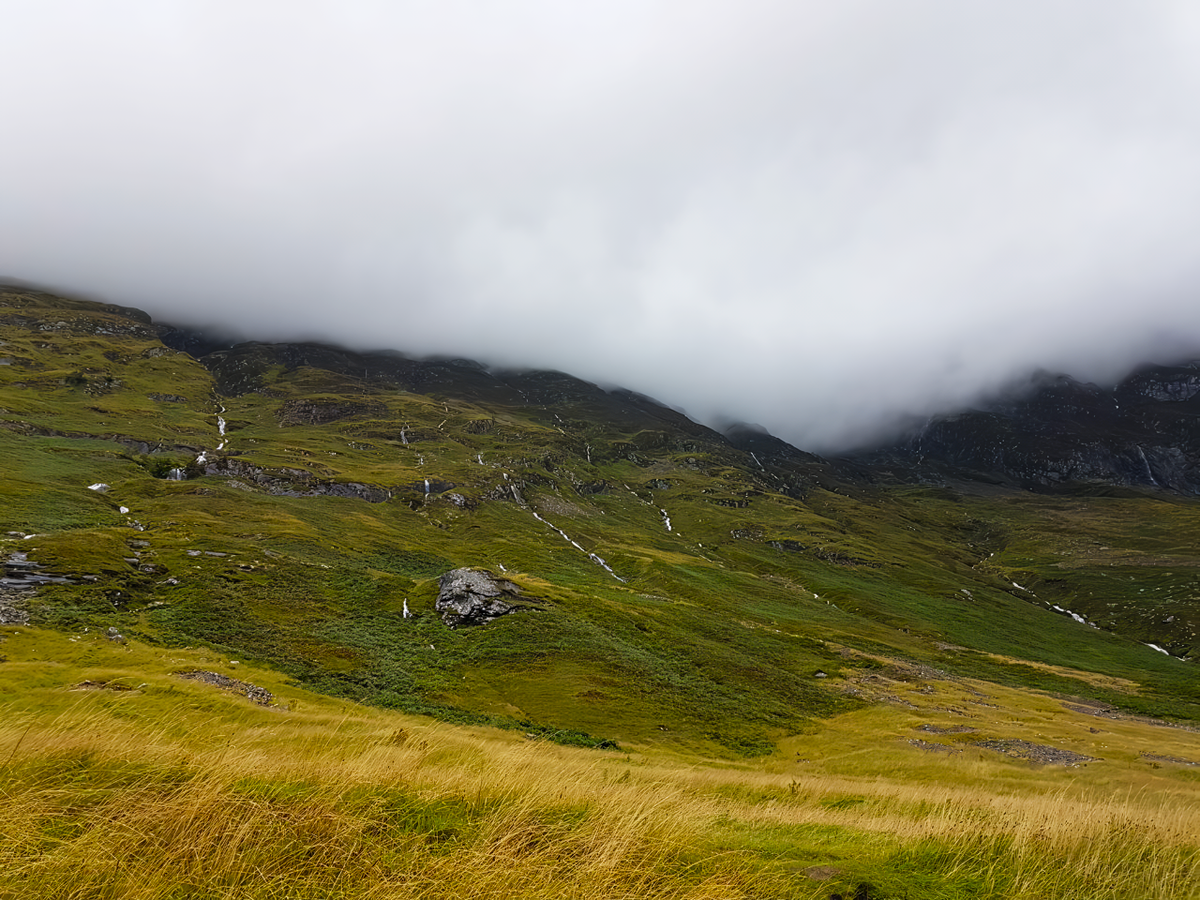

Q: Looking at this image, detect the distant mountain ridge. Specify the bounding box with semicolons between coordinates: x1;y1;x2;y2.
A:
156;302;1200;498
21;277;1200;496
855;365;1200;493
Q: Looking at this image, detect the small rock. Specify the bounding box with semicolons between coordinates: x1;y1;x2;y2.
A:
106;626;125;643
73;679;135;692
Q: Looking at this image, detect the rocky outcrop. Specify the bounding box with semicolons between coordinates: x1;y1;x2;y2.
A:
435;567;537;627
0;286;157;338
200;458;392;502
2;552;74;589
0;420;198;457
972;738;1097;766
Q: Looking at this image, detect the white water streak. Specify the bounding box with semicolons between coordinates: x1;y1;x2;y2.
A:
531;511;624;582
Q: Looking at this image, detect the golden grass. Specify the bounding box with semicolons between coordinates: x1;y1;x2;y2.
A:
1;628;1198;899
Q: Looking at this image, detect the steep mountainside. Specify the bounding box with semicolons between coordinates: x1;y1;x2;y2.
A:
860;366;1200;492
2;285;1197;755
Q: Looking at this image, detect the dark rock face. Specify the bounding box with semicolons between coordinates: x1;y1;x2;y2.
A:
724;421;824;465
860;363;1200;493
435;567;529;627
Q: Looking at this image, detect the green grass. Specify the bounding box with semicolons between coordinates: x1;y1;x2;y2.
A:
3;284;1199;762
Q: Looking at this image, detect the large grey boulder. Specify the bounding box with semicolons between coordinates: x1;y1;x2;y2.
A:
435;567;530;627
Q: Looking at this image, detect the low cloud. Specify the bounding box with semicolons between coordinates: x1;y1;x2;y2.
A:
4;1;1200;451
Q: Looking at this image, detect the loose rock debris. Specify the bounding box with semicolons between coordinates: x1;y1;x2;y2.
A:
907;732;1097;765
914;723;977;734
1140;752;1199;767
973;738;1097;766
1064;700;1200;733
908;738;962;754
175;670;274;705
73;679;137;692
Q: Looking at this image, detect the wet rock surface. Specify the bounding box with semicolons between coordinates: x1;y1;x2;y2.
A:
1140;752;1199;767
435;567;538;627
2;553;74;590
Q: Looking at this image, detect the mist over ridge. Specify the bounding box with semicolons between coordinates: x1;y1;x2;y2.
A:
5;1;1200;453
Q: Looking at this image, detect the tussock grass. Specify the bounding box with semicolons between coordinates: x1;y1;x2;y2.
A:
0;706;719;899
1;632;1197;899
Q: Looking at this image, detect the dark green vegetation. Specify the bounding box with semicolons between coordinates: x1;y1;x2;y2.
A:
2;285;1197;755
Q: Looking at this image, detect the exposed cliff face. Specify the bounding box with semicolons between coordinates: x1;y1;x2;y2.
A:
859;365;1200;493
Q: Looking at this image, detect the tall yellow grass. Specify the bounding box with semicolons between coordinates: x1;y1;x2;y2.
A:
2;693;1198;899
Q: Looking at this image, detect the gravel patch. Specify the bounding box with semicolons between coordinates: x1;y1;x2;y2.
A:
973;738;1097;766
914;723;977;734
908;738;962;754
1140;752;1199;767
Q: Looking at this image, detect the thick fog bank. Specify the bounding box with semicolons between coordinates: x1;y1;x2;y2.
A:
5;2;1200;452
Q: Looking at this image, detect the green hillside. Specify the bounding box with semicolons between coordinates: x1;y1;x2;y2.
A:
3;285;1200;899
2;285;1197;754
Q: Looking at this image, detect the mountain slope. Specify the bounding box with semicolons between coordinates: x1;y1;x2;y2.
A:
860;365;1200;492
2;285;1198;757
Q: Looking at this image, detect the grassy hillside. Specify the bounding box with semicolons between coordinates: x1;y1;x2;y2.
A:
3;285;1200;897
3;286;1197;750
2;625;1198;899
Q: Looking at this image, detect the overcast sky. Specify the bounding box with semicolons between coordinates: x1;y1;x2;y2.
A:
4;1;1200;452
